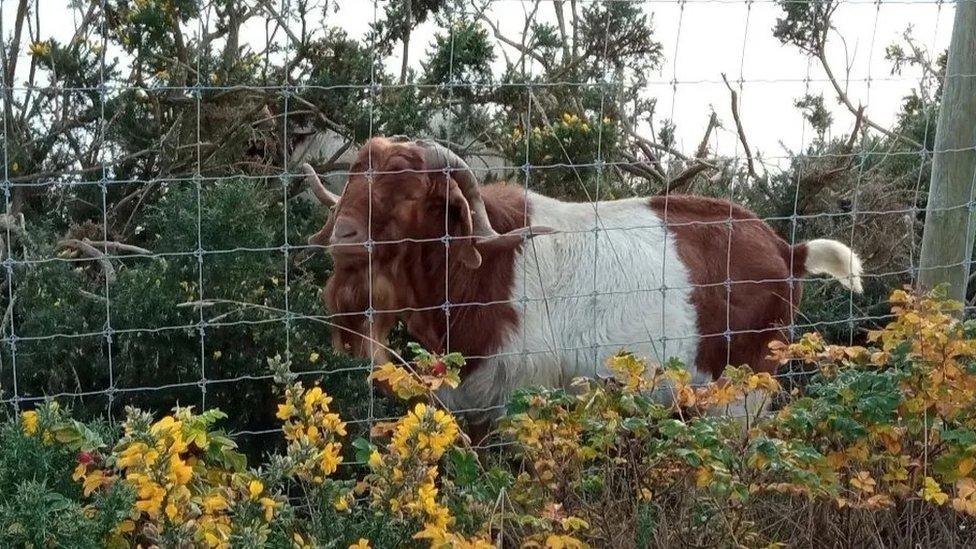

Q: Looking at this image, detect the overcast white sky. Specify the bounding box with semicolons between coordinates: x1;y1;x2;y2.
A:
323;0;954;163
3;0;955;165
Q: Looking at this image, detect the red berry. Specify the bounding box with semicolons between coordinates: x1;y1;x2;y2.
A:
77;451;93;465
431;360;447;376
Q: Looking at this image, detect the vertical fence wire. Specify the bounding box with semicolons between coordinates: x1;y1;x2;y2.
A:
845;0;881;347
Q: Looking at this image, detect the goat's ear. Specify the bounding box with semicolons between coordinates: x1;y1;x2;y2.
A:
438;178;555;268
444;181;483;269
474;225;557;255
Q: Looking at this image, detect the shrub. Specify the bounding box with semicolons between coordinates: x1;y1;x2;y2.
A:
3;288;976;548
0;404;133;548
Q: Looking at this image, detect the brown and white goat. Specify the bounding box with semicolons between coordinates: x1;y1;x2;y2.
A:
306;137;863;425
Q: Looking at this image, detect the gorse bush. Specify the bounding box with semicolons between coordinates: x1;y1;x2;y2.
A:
0;406;134;549
3;289;976;548
4;180;401;459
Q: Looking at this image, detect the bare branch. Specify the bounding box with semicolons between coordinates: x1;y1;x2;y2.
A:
289;94;352;139
553;1;573;64
570;0;580;60
617;118;700;168
257;0;302;46
55;239;117;283
722;73;763;182
1;296;15;337
168;3;190;67
696;111;720;159
841;104;866;161
816;49;922;150
620;151;666;184
479;12;549;69
3;0;29;89
9;148;156;183
794;107;866;214
85;241;152;256
0;213;27;241
664;162;713;195
319;139;356;171
400;0;413;85
517;1;544;72
663;114;723;194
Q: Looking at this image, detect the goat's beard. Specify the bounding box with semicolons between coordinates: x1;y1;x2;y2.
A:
324;266;398;364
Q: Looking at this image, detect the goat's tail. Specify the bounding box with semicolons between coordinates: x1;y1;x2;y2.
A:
792;239;864;293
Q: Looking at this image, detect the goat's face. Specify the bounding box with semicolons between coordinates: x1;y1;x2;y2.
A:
308;137;484;269
306;137;482;364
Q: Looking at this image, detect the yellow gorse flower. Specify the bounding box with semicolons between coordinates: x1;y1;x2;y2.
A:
391;403;459;462
293;533;314;549
72;406;282;547
21;410;39;436
277;402;296;420
248;479;264;500
202;491;230;514
303;386;331;416
28;41;51;57
319;442;343;475
364;400;472;544
279;382;347;482
167;454;193;485
260;496;280;521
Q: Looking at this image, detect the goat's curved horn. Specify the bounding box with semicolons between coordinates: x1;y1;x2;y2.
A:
301;162;340;207
415;140;498;238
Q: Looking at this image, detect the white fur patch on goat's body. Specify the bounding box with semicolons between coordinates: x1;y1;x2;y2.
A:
437;193;704;423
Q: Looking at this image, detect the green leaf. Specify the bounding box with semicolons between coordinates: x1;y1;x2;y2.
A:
446;447;479;487
676;448;702;467
943;428;976;447
221;449;248;472
621;417;648;432
352;437;376;464
658;419;686;438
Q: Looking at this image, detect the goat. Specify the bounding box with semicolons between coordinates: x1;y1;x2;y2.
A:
305;137;863;426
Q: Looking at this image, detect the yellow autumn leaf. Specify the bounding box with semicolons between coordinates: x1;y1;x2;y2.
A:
921;476;949;505
958;457;975;477
865;493;894;509
370;363;428;400
850;471;876;494
696;466;714;488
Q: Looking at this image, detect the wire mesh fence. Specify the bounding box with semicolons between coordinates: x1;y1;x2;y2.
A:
0;0;971;458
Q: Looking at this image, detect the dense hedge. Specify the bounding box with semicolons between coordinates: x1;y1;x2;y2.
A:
3;289;976;548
